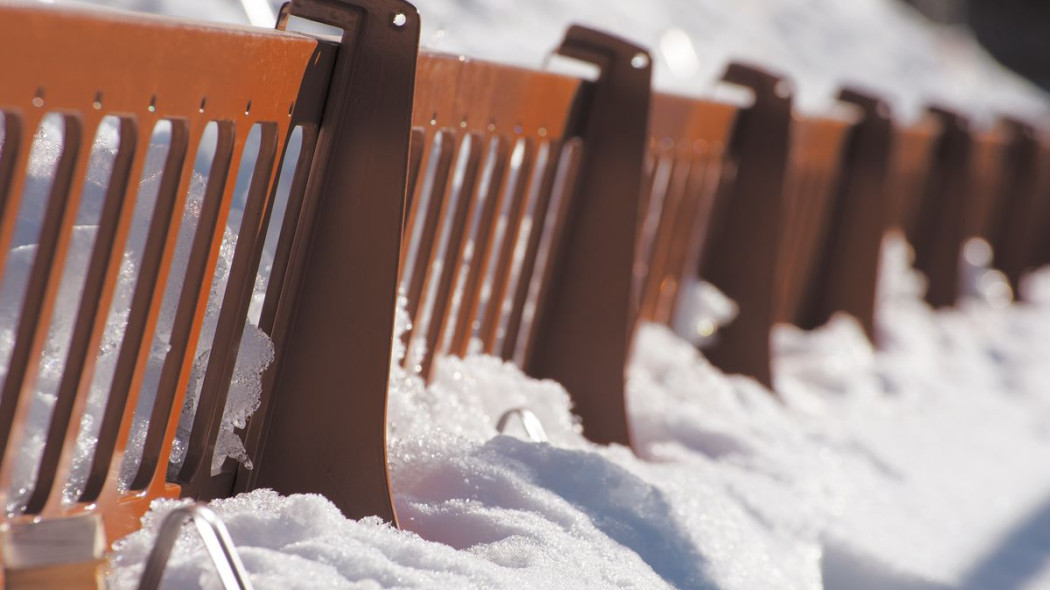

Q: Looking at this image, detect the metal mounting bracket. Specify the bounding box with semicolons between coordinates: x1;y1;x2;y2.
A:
525;25;652;448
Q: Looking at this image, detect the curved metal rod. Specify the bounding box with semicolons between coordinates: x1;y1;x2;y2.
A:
496;408;549;443
137;504;254;590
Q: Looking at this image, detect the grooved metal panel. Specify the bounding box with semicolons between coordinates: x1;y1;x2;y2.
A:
400;53;582;379
0;3;329;543
775;113;853;326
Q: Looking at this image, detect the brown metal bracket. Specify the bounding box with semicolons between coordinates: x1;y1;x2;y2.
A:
239;0;419;524
912;106;971;308
524;25;652;447
802;89;893;340
993;118;1044;293
698;63;792;388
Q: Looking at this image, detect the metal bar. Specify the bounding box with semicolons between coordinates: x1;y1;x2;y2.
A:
697;63;792;389
525;25;652;447
244;0;420;524
414;133;482;378
0;114;85;504
475;139;533;354
177;125;281;493
494;140;559;359
912;107;972;308
136;504;252;590
442;136;508;357
77;119;195;504
802;89;893;339
33;118;139;515
512;139;583;367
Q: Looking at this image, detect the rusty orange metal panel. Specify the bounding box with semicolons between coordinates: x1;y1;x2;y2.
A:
0;1;328;544
775;112;854;327
639;93;737;327
891;116;941;239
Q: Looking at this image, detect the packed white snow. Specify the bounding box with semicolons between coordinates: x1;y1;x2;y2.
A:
107;230;1050;590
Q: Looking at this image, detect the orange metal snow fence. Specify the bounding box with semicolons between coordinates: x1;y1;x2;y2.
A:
643;75;939;383
0;0;420;562
1023;134;1050;278
912;108;1012;308
0;4;1045;588
997;122;1050;294
636;94;738;330
398;26;652;453
800;90;894;341
891;116;942;241
683;64;857;388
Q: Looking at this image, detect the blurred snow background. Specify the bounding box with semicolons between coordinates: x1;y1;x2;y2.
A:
65;0;1050;121
9;0;1050;588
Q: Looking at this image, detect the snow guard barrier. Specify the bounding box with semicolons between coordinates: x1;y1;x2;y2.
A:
4;0;1050;586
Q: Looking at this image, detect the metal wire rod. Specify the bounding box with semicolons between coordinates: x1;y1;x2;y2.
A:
137;504;253;590
496;408;549;443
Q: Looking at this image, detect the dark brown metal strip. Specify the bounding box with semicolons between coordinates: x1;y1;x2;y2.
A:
415;134;482;379
244;0;420;524
525;25;652;447
513;139;584;367
996;122;1050;293
698;63;792;388
32;118;139;515
0;113;86;508
496;140;560;360
175;124;282;493
802;89;893;339
444;136;508;357
476;138;534;353
912;107;972;308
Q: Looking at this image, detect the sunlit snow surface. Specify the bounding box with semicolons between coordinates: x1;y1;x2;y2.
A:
108;233;1050;590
